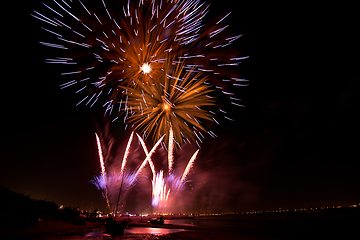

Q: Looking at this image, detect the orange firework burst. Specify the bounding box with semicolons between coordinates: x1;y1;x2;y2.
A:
35;0;209;111
34;0;248;148
121;61;215;147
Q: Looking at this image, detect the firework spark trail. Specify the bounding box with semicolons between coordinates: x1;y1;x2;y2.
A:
120;131;134;176
95;132;110;209
92;131;199;212
91;170;139;200
135;131;199;211
108;171;138;192
92;131;159;209
177;149;199;191
135;134;165;177
90;175;105;191
137;134;170;210
168;127;174;174
152;170;171;209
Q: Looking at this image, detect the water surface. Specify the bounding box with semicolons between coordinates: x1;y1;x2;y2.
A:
84;226;185;238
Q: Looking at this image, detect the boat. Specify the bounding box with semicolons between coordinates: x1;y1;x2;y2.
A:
105;217;129;236
150;216;164;225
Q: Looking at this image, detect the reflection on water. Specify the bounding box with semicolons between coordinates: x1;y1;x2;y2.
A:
165;216;244;230
164;219;196;226
84;227;184;237
126;227;184;235
85;231;110;237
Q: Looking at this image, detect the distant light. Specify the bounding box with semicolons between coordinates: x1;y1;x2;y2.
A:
140;63;151;74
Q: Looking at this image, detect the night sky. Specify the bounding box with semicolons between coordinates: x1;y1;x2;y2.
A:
1;1;359;213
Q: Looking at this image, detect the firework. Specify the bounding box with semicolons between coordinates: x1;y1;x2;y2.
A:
91;131;161;209
120;131;134;176
151;170;171;209
122;61;215;147
168;127;175;173
136;128;199;212
94;132;110;208
33;0;248;211
33;0;247;130
177;149;198;191
136;133;161;176
92;130;199;212
91;171;138;198
134;134;164;179
167;128;199;193
33;0;209;110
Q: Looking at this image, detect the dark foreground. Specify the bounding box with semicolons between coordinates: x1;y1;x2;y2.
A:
1;212;358;240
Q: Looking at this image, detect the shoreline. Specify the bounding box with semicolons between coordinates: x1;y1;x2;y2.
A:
1;213;358;240
0;220;105;239
0;221;259;240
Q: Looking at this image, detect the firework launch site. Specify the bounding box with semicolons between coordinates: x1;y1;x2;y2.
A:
1;187;359;240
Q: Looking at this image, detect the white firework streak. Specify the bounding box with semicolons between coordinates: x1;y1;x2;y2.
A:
177;149;199;192
120;131;134;176
135;134;164;177
95;132;111;209
152;170;171;208
168;127;174;174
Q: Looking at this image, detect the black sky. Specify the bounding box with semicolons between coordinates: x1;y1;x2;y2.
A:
1;1;359;213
